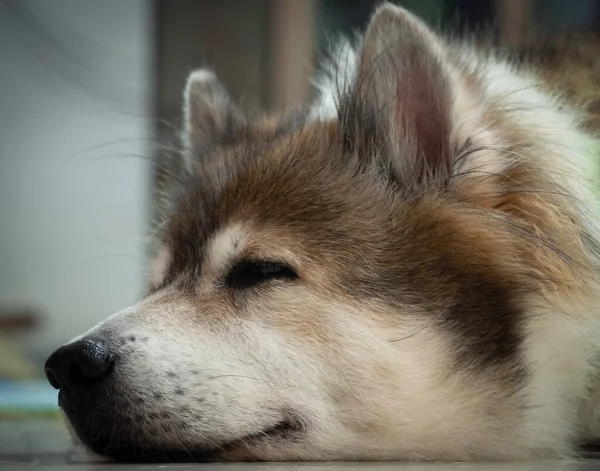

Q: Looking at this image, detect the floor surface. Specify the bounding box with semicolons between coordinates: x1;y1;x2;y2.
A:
3;421;600;471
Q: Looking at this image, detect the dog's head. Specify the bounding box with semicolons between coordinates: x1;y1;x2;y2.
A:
44;4;600;462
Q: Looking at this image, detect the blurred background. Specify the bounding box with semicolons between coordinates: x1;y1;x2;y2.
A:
0;0;598;418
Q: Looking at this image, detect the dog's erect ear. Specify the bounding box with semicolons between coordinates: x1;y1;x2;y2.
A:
342;4;456;186
182;70;247;169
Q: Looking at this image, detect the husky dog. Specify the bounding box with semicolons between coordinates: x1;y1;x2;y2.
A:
45;3;600;462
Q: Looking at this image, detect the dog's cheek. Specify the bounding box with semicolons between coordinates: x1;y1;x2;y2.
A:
251;297;528;460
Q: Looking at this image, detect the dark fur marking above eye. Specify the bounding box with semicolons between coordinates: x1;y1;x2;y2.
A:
225;260;297;289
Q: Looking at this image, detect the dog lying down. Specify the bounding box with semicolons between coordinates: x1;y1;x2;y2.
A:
44;3;600;463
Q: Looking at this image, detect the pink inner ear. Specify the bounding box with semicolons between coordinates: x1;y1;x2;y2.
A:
396;67;450;182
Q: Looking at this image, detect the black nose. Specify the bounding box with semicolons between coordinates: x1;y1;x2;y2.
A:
45;339;113;394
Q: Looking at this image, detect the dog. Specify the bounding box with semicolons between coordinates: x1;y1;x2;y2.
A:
44;3;600;462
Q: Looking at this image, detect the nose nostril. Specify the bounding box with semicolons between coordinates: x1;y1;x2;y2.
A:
45;368;60;390
44;338;114;393
69;362;87;385
69;359;113;385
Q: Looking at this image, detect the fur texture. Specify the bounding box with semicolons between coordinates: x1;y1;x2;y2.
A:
47;4;600;462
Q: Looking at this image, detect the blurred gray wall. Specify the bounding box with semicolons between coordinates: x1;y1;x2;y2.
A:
0;0;154;357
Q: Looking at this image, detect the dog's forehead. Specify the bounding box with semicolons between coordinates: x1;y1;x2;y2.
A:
162;124;366;275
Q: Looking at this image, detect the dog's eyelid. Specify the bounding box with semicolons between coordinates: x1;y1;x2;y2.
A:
225;259;298;289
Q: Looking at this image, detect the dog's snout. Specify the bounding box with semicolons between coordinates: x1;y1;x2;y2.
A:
45;339;114;393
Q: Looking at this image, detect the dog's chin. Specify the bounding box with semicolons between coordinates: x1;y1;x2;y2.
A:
88;420;299;463
64;401;301;464
59;383;304;463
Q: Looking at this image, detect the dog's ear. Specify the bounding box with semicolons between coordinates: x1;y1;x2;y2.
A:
342;4;456;186
181;70;247;170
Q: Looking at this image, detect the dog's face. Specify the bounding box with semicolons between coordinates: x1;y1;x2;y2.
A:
47;140;530;462
44;3;599;463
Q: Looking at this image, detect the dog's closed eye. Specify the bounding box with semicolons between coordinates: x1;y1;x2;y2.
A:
225;260;297;289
